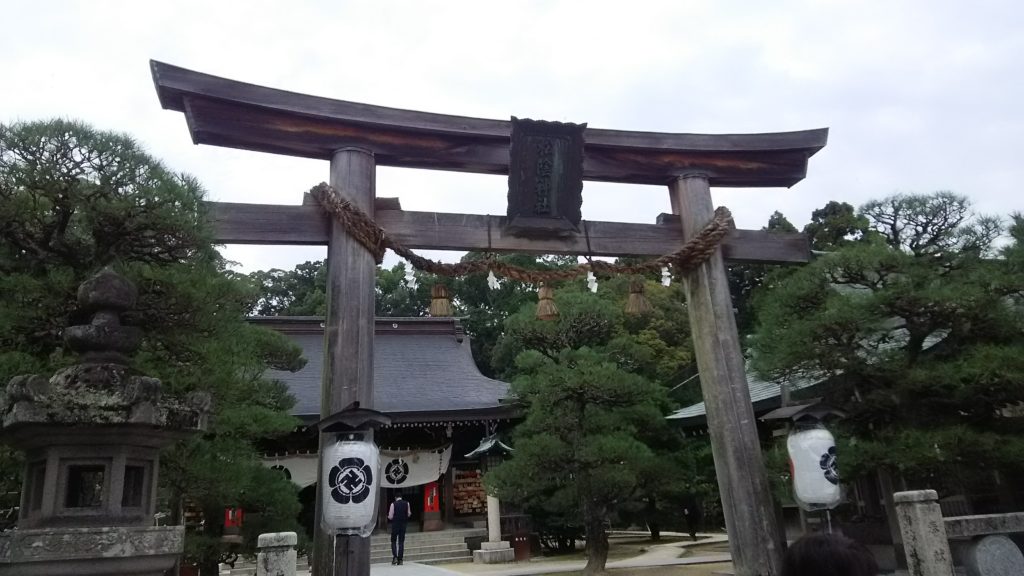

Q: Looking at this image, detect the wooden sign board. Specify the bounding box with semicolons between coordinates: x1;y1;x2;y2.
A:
506;117;586;237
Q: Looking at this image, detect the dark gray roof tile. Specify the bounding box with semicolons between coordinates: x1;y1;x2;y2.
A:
257;318;509;419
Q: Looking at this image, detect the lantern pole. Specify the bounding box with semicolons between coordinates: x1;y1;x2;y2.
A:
313;148;378;576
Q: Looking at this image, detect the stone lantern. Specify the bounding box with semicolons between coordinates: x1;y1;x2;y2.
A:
0;268;210;576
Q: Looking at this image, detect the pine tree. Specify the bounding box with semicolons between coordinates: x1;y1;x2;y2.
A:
0;120;304;574
487;282;697;574
751;192;1024;495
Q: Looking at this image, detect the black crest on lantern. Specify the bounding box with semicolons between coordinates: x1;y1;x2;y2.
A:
328;457;374;504
506;117;586;237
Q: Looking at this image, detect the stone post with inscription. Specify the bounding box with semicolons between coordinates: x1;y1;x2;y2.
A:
893;490;955;576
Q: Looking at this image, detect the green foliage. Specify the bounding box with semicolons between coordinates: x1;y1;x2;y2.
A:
766;211;798;233
0;120;303;569
0;119;210;273
248;260;327;316
487;347;667;567
248;253;573;377
861;192;1002;256
728;210;802;337
248;260;435;317
451;253;573;376
487;279;700;570
751;192;1024;484
802;200;873;251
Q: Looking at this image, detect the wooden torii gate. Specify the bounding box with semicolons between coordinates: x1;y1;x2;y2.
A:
151;61;827;576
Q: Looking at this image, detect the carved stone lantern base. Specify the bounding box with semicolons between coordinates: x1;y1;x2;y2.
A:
0;525;184;576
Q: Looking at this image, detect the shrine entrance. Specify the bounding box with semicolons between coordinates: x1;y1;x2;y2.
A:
150;60;827;576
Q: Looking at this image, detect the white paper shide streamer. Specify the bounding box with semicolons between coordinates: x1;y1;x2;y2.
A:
586;271;598;293
661;267;672;287
404;266;418;290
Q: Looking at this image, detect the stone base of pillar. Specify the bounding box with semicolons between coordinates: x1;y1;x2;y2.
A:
474;541;515;563
0;525;184;576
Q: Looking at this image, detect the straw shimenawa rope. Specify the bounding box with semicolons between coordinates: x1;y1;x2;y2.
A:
310;182;733;282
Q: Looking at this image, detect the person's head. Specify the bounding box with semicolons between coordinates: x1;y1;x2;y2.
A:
395;494;403;500
781;533;879;576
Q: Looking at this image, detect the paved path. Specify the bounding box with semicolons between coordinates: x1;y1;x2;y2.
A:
288;532;733;576
295;563;463;576
437;533;731;576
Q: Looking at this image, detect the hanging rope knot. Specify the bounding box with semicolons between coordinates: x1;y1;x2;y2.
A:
311;182;387;263
310;182;734;281
665;206;734;272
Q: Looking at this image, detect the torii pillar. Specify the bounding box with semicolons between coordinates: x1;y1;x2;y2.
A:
312;148;378;575
673;174;783;574
150;60;827;576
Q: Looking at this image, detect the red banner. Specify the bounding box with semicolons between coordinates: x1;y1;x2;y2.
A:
423;481;440;513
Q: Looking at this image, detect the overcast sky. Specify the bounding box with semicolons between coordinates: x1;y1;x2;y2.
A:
3;0;1022;272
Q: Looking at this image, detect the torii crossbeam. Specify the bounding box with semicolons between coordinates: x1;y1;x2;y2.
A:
151;60;827;576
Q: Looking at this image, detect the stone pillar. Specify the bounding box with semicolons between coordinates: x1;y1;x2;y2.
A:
258;532;298;576
474;495;514;563
487;495;501;542
893;490;955;576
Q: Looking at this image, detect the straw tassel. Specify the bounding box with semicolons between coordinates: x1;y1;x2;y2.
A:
625;280;652;315
536;285;559;321
429;284;453;317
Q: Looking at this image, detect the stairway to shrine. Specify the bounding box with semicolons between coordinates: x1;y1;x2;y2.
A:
369;527;486;564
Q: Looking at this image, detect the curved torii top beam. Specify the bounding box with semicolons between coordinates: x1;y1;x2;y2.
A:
150;61;827;188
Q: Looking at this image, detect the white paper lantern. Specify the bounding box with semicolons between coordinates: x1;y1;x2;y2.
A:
787;427;841;511
322;433;380;536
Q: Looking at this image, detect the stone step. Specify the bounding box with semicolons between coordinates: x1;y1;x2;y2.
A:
370;548;472;564
371;535;474;547
369;528;485;543
371;542;472;556
369;535;476;548
419;554;476;566
370;533;482;550
370;541;476;553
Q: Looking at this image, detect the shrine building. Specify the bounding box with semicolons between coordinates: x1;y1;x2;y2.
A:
254;316;516;534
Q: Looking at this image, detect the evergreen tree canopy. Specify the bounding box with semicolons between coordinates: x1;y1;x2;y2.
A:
487;343;669;574
487;279;699;574
0;120;304;573
727;209;802;337
751;192;1024;491
802;200;873;251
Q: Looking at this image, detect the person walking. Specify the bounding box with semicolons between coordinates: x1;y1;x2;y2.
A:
683;495;702;542
388;494;412;565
